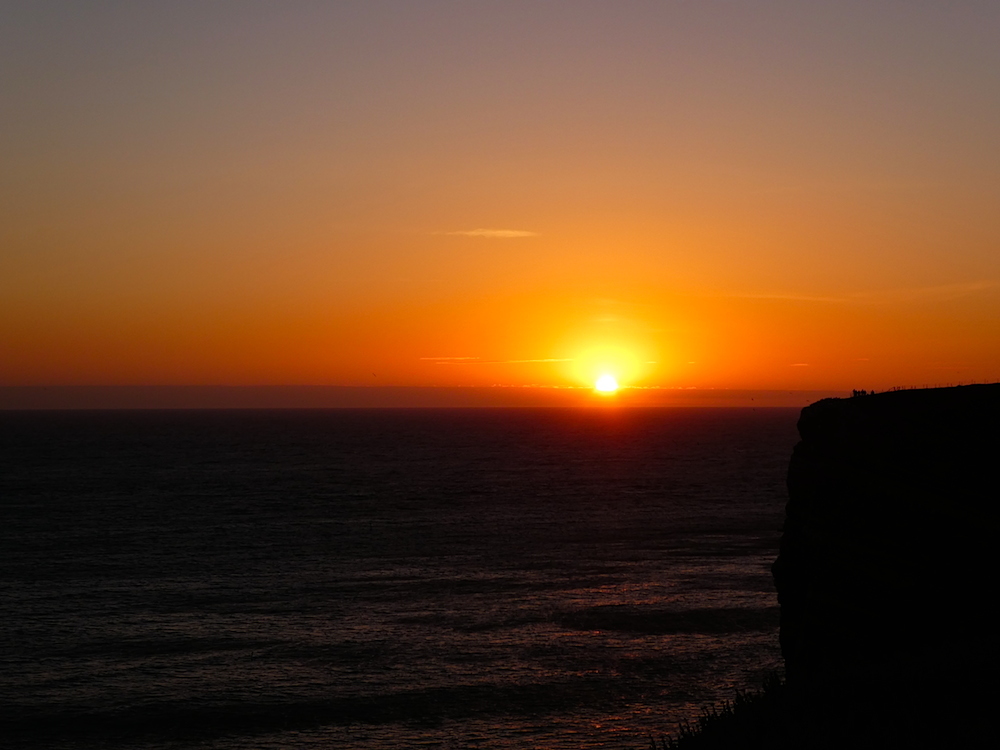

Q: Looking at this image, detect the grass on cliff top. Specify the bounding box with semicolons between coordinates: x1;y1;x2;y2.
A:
648;671;994;750
649;676;785;750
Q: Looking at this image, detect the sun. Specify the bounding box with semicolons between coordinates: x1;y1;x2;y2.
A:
595;374;619;393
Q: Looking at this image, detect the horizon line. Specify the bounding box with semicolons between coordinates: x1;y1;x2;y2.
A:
0;384;880;411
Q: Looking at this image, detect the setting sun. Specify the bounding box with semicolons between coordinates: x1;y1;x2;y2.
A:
595;374;619;393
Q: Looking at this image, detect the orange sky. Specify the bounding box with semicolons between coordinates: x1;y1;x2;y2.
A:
2;2;998;398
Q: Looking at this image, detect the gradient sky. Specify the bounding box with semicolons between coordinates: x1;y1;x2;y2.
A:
3;1;998;393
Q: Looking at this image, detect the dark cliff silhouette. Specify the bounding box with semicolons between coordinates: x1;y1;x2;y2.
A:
661;384;1000;748
771;383;1000;747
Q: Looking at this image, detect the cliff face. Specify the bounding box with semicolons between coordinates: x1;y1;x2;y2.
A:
773;384;1000;692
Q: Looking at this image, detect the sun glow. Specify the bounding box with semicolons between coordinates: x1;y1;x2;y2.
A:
564;338;657;392
595;374;619;393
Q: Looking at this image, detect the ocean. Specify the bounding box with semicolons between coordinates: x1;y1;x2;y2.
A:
0;407;800;749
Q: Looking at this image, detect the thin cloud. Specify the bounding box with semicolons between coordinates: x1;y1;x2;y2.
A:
440;228;539;238
737;280;998;305
738;292;847;303
497;357;573;363
420;357;572;365
868;280;999;303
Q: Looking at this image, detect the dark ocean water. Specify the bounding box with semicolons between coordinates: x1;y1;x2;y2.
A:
0;407;800;749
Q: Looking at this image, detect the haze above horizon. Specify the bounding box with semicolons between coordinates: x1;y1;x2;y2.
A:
3;1;998;405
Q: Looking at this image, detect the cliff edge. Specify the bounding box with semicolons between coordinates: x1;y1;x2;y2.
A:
770;383;1000;745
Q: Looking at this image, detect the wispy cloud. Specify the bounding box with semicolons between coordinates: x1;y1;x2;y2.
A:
439;228;538;238
504;358;573;363
737;292;847;304
737;280;998;305
868;280;999;302
421;357;572;365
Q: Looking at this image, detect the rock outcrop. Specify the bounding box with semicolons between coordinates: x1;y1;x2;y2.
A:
771;384;1000;745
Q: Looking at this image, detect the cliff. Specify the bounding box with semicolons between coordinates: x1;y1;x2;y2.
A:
770;383;1000;746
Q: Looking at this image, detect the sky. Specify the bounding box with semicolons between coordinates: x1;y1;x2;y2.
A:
2;1;999;399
